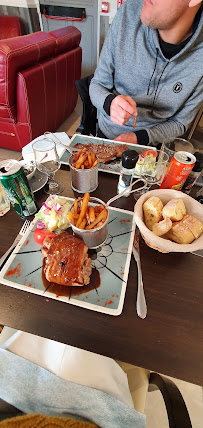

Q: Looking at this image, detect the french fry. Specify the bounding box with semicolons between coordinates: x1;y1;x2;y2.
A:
73;149;83;162
88;152;93;168
67;211;79;225
76;192;90;228
85;208;108;230
92;159;98;168
75;153;88;169
74;199;78;215
89;206;95;223
84;160;90;168
78;218;87;230
91;152;96;164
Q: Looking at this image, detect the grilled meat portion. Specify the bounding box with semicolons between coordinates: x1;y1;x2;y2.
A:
73;142;128;163
42;232;92;286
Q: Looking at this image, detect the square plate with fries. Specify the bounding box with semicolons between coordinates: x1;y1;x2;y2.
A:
60;134;154;175
0;198;135;316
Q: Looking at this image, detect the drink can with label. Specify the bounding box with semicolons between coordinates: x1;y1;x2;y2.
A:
0;159;37;217
160;151;196;190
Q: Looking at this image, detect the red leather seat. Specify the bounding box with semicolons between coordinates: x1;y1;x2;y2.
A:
0;15;24;40
0;27;82;151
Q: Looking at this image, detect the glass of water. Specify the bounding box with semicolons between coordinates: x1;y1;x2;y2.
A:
140;149;169;192
0;182;10;216
32;138;64;195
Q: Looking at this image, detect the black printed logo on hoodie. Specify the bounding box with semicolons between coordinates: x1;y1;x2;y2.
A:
173;82;183;93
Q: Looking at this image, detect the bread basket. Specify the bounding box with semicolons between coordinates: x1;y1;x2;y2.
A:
134;189;203;253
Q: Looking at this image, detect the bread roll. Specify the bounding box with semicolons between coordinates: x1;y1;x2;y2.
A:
152;217;172;237
143;197;163;231
162;199;186;221
166;221;195;244
181;215;203;239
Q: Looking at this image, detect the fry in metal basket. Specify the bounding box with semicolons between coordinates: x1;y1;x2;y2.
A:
92;160;98;168
79;218;87;230
74;199;78;215
86;208;108;230
75;153;88;169
73;149;83;162
89;206;95;223
76;192;90;228
88;152;93;168
67;211;79;226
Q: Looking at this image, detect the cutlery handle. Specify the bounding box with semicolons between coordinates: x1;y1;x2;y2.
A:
0;242;16;269
136;259;147;319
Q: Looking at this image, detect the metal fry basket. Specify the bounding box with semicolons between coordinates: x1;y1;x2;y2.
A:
68;154;98;193
70;197;109;249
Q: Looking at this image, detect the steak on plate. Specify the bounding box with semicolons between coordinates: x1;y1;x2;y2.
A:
73;142;128;163
42;232;92;286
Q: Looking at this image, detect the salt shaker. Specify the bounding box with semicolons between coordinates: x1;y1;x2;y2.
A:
117;150;139;197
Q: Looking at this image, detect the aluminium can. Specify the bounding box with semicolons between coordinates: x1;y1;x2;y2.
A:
160;151;196;190
0;159;37;218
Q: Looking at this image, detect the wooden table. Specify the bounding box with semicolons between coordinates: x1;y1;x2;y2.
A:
0;166;203;386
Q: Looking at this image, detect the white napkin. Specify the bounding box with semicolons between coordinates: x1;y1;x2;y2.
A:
22;132;70;162
2;330;134;409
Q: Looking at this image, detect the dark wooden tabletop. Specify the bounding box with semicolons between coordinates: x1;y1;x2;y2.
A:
0;166;203;386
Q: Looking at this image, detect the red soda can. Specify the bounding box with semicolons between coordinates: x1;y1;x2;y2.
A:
160;151;196;190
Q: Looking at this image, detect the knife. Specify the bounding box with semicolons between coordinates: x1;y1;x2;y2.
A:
133;227;147;319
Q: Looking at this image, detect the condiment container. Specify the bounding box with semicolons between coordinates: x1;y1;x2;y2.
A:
117;150;139;196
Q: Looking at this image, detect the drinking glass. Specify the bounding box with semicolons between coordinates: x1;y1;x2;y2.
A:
32;138;64;195
161;139;195;167
134;149;168;198
0;182;10;216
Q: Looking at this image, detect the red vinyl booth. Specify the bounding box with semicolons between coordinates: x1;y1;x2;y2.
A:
0;26;82;151
0;15;25;40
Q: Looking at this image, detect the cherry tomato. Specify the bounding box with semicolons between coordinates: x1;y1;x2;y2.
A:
34;228;55;245
142;150;157;158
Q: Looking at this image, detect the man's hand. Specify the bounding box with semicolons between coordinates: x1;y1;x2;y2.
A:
110;95;137;125
114;132;138;144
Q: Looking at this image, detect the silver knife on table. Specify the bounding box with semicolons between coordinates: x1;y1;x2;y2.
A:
133;227;147;319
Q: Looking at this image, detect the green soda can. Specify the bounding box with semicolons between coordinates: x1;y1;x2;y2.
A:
0;159;37;218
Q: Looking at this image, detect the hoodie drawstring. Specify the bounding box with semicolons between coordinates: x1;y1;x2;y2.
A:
151;62;169;112
147;48;159;95
147;48;169;113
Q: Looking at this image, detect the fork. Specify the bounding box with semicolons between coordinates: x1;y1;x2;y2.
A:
0;220;31;268
133;227;147;319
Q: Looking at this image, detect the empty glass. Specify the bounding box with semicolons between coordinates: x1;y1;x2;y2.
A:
32;138;64;195
134;149;168;198
0;182;10;216
161;139;195;167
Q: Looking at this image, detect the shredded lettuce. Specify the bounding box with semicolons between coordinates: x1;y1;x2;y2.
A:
35;196;72;231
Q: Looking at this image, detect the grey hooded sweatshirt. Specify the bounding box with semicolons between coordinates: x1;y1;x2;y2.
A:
90;0;203;146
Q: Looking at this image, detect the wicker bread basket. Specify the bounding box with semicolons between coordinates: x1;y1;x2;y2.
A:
134;189;203;253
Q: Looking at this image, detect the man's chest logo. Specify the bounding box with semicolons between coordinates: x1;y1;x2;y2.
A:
173;82;183;93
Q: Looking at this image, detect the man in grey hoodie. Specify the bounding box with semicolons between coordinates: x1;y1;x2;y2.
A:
90;0;203;146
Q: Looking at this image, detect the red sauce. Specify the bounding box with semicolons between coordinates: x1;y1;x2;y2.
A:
6;263;21;278
104;300;113;306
